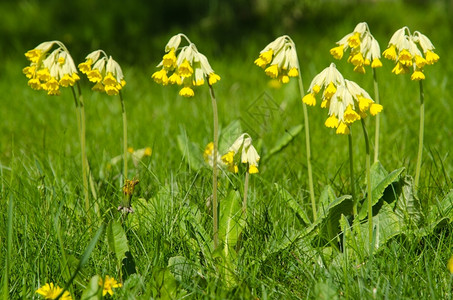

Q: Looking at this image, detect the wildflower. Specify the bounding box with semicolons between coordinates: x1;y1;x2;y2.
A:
330;22;382;73
152;33;220;97
123;179;139;197
36;283;72;300
304;64;382;134
99;275;122;296
254;35;300;83
23;41;79;95
383;27;439;80
78;50;126;95
221;133;260;173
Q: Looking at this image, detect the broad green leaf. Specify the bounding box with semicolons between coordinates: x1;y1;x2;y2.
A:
394;176;423;226
267;124;303;157
318;185;338;217
218;190;245;253
150;267;180;300
370;161;389;188
314;280;339;300
359;167;405;219
107;221;129;263
318;194;353;242
421;189;453;236
81;275;101;300
168;256;198;282
274;183;310;224
176;130;202;171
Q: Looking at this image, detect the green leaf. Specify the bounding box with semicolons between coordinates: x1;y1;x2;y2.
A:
107;221;129;263
218;190;245;252
274;183;310;224
359;166;405;219
267;124;303;157
81;275;101;300
168;256;198;282
150;267;180;300
176;129;203;171
318;185;338;215
394;176;423;226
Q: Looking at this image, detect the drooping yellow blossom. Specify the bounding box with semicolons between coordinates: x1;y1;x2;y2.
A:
78;50;126;95
383;26;439;80
448;256;453;274
23;41;80;95
123;179;139;197
255;35;300;84
152;33;220;97
36;283;72;300
330;22;382;73
99;275;122;296
304;63;383;134
221;133;260;174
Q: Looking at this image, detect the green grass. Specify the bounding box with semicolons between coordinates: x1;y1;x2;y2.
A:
1;1;453;299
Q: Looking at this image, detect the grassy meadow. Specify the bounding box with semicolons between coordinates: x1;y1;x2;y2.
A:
1;1;453;299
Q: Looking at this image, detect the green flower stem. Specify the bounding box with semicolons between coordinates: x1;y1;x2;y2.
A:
73;84;89;215
208;84;219;250
361;119;373;245
414;80;424;192
348;132;357;216
297;73;317;222
372;68;381;163
119;91;129;207
243;170;250;217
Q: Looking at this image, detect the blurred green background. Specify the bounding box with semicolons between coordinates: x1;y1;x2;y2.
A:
1;0;451;66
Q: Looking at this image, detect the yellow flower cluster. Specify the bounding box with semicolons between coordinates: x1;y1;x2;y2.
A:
36;283;72;300
78;50;126;95
23;41;80;95
330;22;382;73
152;34;221;97
99;275;122;296
383;26;439;81
303;63;383;135
220;133;260;174
254;35;299;83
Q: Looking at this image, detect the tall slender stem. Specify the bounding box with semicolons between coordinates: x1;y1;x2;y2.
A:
361;119;373;245
297;73;317;221
243;170;250;217
119;91;129;208
348;133;357;216
414;80;424;192
208;84;219;249
75;83;89;215
372;68;381;163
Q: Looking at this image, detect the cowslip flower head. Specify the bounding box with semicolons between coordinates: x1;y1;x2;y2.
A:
254;35;300;84
36;283;72;300
383;26;439;81
221;133;260;174
99;275;122;296
304;64;382;134
203;142;224;168
330;22;382;73
152;33;220;97
23;41;80;95
78;50;126;95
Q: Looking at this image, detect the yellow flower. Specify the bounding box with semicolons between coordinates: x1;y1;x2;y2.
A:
36;283;72;300
302;93;316;106
325;114;339;128
222;134;260;174
208;73;221;85
425;50;439;65
370;103;383;116
99;275;122;296
330;45;344;60
163;49;177;68
255;36;300;84
343;105;361;124
323;82;337;99
410;70;425;81
331;22;380;73
24;41;79;95
152;69;169;85
179;86;194;97
123;179;139;197
371;58;382;68
336;122;350;135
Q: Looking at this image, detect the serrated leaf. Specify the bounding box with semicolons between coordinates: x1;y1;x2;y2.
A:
267;124;303;157
394;176;423;226
359;167;405;219
176;130;202;171
274;183;310;224
107;221;129;263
